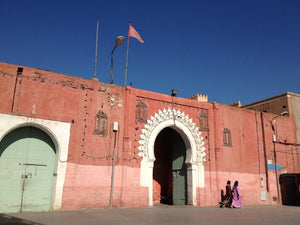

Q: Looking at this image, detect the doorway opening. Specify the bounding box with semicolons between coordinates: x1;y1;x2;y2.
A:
153;127;187;205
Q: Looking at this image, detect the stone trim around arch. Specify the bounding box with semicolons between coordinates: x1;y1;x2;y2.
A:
137;108;206;206
0;113;71;211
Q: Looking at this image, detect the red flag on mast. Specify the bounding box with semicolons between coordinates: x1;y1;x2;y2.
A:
128;24;144;43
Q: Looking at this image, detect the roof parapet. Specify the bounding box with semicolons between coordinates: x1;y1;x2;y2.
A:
230;100;242;107
188;93;208;102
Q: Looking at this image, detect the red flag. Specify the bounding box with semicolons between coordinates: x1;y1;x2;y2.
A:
128;24;144;43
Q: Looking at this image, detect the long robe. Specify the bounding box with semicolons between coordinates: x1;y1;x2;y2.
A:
232;185;242;208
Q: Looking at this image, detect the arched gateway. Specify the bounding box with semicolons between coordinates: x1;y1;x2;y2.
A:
0;114;70;212
138;108;206;206
0;126;56;212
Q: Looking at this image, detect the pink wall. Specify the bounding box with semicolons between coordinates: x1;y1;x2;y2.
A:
0;62;299;209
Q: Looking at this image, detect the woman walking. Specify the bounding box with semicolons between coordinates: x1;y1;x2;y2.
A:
232;180;242;208
219;180;233;208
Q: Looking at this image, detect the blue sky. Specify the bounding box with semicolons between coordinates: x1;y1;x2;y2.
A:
1;0;299;105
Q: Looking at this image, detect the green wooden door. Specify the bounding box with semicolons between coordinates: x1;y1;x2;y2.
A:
0;126;56;212
172;130;187;205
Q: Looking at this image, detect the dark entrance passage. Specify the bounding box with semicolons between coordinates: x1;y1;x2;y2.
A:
153;127;187;205
280;173;300;206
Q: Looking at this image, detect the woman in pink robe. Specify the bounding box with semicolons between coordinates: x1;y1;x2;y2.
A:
232;180;242;208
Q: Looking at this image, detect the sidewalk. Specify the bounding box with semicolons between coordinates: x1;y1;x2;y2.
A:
1;205;300;225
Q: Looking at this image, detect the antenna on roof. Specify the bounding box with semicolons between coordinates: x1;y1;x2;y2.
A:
92;20;99;81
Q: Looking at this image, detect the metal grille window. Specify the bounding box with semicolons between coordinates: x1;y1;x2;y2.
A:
198;109;209;130
94;111;108;136
136;101;147;122
223;128;232;147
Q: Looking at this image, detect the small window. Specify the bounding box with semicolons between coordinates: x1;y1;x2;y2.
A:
136;101;147;122
198;109;209;130
94;111;108;136
223;128;232;147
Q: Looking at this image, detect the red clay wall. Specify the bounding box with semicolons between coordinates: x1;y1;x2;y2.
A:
0;62;299;209
125;85;298;206
0;62;148;209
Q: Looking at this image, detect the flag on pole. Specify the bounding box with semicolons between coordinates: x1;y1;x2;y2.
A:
124;21;144;87
128;24;144;43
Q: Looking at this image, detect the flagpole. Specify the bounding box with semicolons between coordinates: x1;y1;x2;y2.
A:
124;20;131;87
92;20;99;81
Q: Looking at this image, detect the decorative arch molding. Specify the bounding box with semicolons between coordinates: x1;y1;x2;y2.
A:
0;113;70;211
137;108;206;206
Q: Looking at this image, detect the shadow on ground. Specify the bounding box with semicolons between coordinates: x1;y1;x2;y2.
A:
0;214;43;225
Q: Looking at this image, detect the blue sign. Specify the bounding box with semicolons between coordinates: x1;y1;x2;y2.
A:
268;164;282;170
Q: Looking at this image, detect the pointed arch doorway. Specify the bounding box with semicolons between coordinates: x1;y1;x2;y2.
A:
138;108;206;206
153;127;187;205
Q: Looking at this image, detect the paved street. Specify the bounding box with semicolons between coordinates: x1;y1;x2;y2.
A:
1;205;300;225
